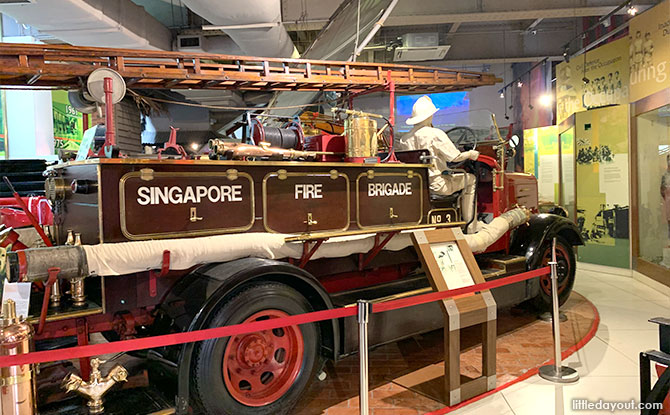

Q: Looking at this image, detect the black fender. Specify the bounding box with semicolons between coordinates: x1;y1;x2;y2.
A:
510;213;584;268
162;258;338;414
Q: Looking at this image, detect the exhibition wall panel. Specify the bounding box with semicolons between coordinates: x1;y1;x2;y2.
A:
556;37;629;124
559;126;576;220
574;105;630;268
52;90;83;153
523;125;559;204
629;0;670;103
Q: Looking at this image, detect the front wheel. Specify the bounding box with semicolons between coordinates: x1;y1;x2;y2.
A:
530;236;576;310
190;282;321;414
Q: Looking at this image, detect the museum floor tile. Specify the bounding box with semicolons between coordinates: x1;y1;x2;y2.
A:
295;269;669;415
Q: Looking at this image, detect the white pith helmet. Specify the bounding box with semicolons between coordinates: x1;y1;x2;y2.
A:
406;95;439;125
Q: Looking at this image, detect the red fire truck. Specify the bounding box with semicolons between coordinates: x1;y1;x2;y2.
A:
0;44;582;414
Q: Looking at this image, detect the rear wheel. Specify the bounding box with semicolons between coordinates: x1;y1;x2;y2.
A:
191;282;321;414
530;236;576;310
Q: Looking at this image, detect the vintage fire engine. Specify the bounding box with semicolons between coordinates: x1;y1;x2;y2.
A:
0;44;582;414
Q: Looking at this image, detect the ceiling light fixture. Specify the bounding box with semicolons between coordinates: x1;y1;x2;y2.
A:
627;4;638;15
539;93;553;107
517;80;523;88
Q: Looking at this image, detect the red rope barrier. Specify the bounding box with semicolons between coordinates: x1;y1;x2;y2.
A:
0;266;549;368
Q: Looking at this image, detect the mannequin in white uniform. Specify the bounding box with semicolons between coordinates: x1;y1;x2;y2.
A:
397;96;480;233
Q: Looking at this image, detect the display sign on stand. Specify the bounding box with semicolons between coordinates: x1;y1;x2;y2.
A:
411;227;497;405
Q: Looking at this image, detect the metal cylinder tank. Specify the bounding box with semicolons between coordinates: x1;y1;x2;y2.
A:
344;116;378;161
0;299;35;415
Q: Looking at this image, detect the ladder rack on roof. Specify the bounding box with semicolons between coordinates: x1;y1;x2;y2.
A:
0;43;499;93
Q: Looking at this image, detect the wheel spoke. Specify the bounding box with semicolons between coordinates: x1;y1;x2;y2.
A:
265;359;285;373
271;330;292;348
226;357;242;372
247;373;265;392
226;366;247;388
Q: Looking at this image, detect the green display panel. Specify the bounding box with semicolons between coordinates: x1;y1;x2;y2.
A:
559;127;575;219
52;90;83;152
575;105;630;268
523;125;559;204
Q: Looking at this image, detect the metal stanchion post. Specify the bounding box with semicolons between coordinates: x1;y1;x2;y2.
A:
357;300;371;415
539;238;579;383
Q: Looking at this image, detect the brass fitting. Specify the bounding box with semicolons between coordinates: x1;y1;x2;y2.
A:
62;358;127;414
50;280;62;308
65;229;75;246
69;232;86;307
0;299;36;415
70;278;86;308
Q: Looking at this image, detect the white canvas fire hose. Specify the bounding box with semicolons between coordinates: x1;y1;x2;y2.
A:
7;208;530;282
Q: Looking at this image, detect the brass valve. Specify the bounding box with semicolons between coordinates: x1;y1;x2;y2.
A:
62;358;127;414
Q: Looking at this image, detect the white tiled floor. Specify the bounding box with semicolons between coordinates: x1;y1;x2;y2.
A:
453;268;670;415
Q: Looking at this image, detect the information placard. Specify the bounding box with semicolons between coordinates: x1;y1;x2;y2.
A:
429;241;475;289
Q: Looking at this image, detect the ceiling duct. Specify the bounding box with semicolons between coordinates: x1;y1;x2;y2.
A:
0;0;171;50
302;0;396;62
180;0;297;58
262;0;397;122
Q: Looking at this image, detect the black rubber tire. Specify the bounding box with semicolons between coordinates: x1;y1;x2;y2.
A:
190;282;321;415
530;236;576;311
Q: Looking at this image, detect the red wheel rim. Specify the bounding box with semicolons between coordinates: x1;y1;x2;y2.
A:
540;243;571;297
222;310;304;407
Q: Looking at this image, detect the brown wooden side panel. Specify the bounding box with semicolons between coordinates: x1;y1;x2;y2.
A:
356;170;424;228
92;162;431;242
263;170;349;233
53;164;100;245
101;163;268;242
119;170;255;240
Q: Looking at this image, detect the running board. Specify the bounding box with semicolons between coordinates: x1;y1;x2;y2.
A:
478;254;526;277
332;255;527;308
337;268;506;308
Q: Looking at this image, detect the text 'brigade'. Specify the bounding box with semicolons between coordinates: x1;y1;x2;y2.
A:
368;182;412;197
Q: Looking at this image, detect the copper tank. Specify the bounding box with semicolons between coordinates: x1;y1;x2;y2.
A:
0;299;35;415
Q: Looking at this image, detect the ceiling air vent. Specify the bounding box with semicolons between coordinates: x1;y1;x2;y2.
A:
393;45;451;62
177;35;204;52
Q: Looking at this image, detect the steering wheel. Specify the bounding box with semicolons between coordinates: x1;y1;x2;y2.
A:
445;126;478;151
444;126;478;170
